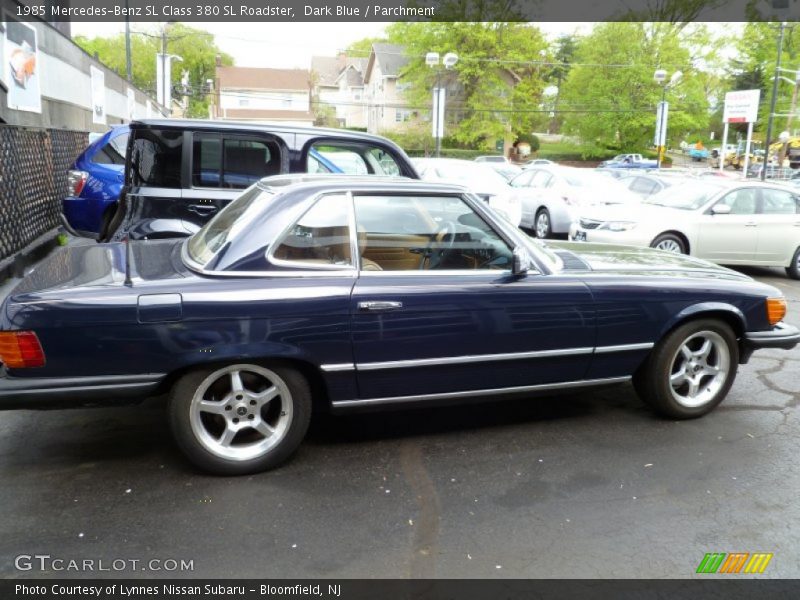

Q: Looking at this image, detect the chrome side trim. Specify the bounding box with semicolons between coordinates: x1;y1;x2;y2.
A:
356;347;594;371
320;363;356;372
331;376;632;409
594;342;654;354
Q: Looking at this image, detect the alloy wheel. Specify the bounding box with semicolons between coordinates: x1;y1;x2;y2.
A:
188;364;293;461
536;212;550;238
668;331;730;408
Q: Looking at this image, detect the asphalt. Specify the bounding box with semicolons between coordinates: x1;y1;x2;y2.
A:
1;263;800;579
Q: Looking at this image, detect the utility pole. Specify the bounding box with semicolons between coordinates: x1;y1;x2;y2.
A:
124;0;132;82
763;21;786;181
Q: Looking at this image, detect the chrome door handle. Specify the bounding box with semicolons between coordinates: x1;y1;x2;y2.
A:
358;301;403;312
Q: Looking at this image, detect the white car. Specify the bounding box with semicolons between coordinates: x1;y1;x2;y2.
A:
414;158;522;227
474;155;509;164
569;180;800;279
509;165;639;238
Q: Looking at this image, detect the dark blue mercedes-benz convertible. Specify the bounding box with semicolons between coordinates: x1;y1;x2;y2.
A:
1;175;798;474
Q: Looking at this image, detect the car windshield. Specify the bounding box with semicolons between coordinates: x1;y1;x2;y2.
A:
186;185;273;266
643;182;724;210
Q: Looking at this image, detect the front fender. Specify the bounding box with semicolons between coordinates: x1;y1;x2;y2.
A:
659;302;746;339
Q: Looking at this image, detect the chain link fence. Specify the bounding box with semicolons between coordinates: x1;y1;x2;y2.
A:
0;125;88;273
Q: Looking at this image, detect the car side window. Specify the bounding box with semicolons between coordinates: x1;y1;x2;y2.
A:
510;171;534;188
305;141;401;176
353;195;513;272
761;189;799;214
192;134;282;189
129;128;183;188
531;171;552;188
715;188;757;215
270;195;353;269
629;177;656;195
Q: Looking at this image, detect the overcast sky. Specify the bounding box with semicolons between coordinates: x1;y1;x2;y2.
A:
70;21;591;69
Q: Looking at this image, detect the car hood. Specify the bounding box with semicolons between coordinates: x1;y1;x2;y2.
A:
547;241;750;281
9;239;188;300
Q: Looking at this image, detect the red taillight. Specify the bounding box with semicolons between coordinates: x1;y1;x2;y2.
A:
67;170;88;197
0;331;46;368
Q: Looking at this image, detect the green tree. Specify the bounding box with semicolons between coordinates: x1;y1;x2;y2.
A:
728;22;800;136
75;23;233;118
559;22;709;150
384;21;549;149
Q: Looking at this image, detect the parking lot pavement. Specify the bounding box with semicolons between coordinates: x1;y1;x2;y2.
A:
1;267;799;579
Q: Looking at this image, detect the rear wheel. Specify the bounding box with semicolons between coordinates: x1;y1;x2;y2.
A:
786;247;800;280
650;233;687;254
169;363;311;475
534;208;552;239
634;319;739;419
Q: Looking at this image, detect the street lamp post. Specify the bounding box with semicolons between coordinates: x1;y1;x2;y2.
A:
763;21;787;181
426;51;458;157
653;69;682;169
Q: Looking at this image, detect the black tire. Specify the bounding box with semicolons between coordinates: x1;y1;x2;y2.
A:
650;233;687;254
786;247;800;280
169;363;312;475
534;208;552;239
633;319;739;419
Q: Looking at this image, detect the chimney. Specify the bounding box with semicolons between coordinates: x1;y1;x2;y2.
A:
337;52;347;70
215;55;222;67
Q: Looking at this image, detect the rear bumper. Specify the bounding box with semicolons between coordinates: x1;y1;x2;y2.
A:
741;323;800;362
0;373;165;409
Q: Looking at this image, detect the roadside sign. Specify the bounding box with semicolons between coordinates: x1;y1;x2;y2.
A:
723;89;760;123
654;101;668;146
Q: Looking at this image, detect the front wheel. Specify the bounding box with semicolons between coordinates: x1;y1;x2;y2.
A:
650;233;687;254
534;208;552;239
786;247;800;280
169;363;311;475
634;319;739;419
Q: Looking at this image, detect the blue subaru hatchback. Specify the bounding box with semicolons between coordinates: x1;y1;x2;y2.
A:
62;125;129;237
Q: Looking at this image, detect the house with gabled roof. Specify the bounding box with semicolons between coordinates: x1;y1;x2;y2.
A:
213;65;314;125
310;53;368;128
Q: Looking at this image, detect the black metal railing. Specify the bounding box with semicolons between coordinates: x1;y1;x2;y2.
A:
0;125;88;271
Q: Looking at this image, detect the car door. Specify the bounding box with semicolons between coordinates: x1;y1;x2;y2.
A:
182;132;286;233
695;187;759;263
753;187;800;264
349;192;595;402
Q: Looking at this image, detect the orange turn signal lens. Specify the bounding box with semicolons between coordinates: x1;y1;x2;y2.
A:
767;297;787;326
0;331;45;369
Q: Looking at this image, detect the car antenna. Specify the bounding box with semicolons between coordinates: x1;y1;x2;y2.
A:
124;236;133;287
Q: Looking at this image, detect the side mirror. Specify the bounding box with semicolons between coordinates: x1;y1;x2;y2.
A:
512;247;531;277
711;204;731;215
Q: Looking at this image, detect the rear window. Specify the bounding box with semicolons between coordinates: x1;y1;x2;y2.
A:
128;128;183;188
92;132;129;165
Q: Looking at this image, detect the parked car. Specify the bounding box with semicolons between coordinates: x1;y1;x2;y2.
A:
1;175;796;474
523;159;555;168
508;165;639;238
618;173;673;200
570;180;800;279
414;158;522;226
688;147;709;161
62;125;129;237
599;154;658;169
474;155;509;164
102;119;418;241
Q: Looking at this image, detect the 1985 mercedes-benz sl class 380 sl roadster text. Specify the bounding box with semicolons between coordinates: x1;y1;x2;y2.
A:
1;175;798;474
